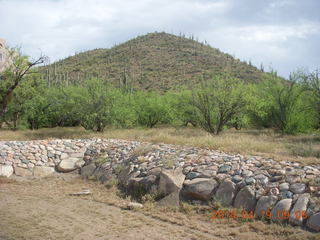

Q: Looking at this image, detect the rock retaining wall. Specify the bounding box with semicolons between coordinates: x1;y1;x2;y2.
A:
0;138;320;231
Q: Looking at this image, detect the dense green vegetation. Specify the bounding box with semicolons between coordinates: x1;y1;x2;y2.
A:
0;33;319;136
39;32;265;92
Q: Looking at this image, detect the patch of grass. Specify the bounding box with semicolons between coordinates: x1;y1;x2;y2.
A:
94;157;110;167
161;154;176;168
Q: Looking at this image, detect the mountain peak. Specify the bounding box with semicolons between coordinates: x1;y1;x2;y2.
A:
41;32;264;91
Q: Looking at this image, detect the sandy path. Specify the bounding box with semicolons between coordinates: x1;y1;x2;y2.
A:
0;174;319;240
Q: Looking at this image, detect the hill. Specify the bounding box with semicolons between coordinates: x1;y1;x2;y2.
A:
40;32;265;91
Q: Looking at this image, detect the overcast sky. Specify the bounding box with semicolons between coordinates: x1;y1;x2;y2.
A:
0;0;319;78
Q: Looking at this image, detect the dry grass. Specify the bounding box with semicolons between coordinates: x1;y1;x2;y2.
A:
0;126;319;165
1;174;319;239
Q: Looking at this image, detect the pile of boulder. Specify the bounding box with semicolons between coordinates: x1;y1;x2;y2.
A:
0;138;319;231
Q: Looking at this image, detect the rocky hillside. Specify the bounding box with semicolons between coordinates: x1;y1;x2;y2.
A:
40;32;265;91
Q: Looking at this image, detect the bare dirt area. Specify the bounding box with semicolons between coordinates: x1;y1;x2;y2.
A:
0;174;319;240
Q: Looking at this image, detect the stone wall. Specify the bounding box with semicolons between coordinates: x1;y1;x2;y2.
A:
0;138;319;231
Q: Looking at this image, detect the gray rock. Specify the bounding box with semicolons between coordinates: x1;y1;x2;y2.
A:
234;186;256;211
186;172;199;180
0;165;13;177
118;165;134;184
157;191;181;207
271;199;292;221
255;174;268;185
140;175;157;191
218;165;231;173
289;193;310;226
182;178;218;201
198;169;216;178
245;177;256;185
242;170;253;177
290;183;306;194
281;190;293;199
81;164;97;178
57;158;84;172
159;169;185;196
279;183;289;191
307;212;320;232
255;195;278;218
148;167;162;177
232;175;242;183
33;166;55;178
214;179;236;206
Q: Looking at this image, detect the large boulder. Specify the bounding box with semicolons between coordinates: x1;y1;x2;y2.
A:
233;186;256;211
139;175;157;191
0;165;13;177
289;193;310;226
214;179;236;206
182;178;218;201
307;212;320;232
159;169;185;196
271;199;292;222
33;166;55;178
14;167;32;177
57;158;85;172
255;195;278;218
157;191;181;207
118;165;134;185
80;164;97;178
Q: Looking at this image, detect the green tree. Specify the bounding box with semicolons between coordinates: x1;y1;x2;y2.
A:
249;72;314;134
301;68;320;128
190;74;247;135
5;73;46;129
134;91;170;128
78;78;119;132
0;47;46;125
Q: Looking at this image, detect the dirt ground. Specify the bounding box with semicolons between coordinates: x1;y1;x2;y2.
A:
0;174;319;240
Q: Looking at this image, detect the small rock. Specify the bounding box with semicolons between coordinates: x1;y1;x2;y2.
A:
186;172;199;180
242;170;253;177
290;183;306;194
281;190;293;199
232;175;242;183
279;183;289;191
69;189;92;196
269;187;280;196
218;165;231;173
245;177;256;185
127;202;143;210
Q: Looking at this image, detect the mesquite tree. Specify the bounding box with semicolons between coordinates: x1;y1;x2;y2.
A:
0;47;46;125
190;74;247;135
